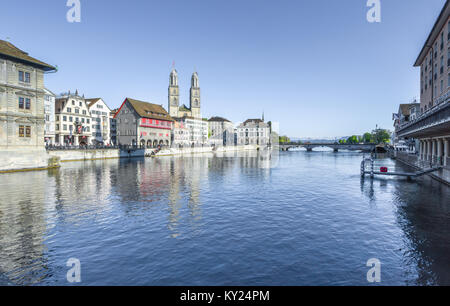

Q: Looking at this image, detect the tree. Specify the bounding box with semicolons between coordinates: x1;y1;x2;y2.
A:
347;135;359;144
362;132;373;143
279;136;290;144
372;129;391;144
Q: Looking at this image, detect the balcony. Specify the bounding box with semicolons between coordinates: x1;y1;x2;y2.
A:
396;94;450;138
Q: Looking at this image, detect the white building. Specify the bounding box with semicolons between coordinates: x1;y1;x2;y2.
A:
237;118;271;146
208;116;234;146
110;109;117;145
43;88;56;145
55;91;92;146
86;98;111;145
171;120;191;147
174;117;208;146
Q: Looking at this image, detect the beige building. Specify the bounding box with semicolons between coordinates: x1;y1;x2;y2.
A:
168;69;201;119
55;91;92;146
208;116;234;146
0;40;56;170
237;118;270;146
397;1;450;167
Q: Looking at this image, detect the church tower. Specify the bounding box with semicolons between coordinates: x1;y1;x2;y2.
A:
190;72;201;118
168;69;179;118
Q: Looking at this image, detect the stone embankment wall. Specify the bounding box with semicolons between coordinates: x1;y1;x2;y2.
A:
0;145;261;173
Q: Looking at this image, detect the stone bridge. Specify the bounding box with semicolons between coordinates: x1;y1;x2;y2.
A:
279;143;377;152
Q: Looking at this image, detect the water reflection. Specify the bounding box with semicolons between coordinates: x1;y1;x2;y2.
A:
0;151;448;285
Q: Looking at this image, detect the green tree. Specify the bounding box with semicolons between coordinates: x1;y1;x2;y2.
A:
347;135;359;144
372;129;391;144
279;136;290;144
362;132;373;143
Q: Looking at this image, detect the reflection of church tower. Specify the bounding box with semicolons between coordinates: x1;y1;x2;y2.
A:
190;72;201;118
168;69;179;118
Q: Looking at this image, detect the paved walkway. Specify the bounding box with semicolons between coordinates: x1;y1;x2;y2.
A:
394;152;450;186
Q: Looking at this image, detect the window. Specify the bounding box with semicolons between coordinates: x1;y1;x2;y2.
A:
82;110;86;115
72;100;75;105
441;79;444;93
19;71;24;82
56;124;59;130
67;107;72;113
19;125;24;137
19;97;24;109
87;119;90;124
75;108;79;114
69;116;73;122
25;72;30;83
25;98;30;110
63;124;67;131
63;116;67;121
25;126;31;137
79;102;82;106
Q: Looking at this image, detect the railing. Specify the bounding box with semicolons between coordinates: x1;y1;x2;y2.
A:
396;95;450;133
46;144;121;151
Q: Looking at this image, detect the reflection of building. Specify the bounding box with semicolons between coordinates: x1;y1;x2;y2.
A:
0;40;56;169
44;88;56;145
208;116;234;146
396;1;450;167
115;98;174;147
86;98;111;145
0;171;48;285
237;118;270;146
55;91;92;145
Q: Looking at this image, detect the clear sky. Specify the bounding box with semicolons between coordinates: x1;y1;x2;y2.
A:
0;0;446;138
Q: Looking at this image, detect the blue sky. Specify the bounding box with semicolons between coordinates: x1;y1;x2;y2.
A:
0;0;446;138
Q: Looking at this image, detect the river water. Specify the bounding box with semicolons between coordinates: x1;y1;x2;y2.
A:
0;150;449;286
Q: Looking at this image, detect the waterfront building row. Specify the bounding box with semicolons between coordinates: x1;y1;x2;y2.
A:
394;0;450;170
0;38;273;172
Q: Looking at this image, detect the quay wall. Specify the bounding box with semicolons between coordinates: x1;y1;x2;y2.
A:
393;151;450;186
0;145;261;173
0;147;53;172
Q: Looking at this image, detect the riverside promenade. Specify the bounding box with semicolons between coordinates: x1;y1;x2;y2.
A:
392;151;450;186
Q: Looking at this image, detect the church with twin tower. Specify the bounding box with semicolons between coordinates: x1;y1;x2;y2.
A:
168;69;201;119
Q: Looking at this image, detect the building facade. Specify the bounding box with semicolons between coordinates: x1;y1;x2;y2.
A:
173;117;208;146
115;98;174;147
55;91;92;146
110;109;117;145
237;118;270;146
86;98;111;145
208;116;234;146
171;120;191;147
396;1;450;167
0;40;56;170
168;69;201;119
43;88;56;145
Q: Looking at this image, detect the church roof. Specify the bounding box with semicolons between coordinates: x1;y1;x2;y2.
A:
118;98;174;122
179;104;191;112
208;116;231;123
244;118;264;125
0;40;56;71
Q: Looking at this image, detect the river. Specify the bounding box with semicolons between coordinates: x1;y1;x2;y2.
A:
0;150;449;285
